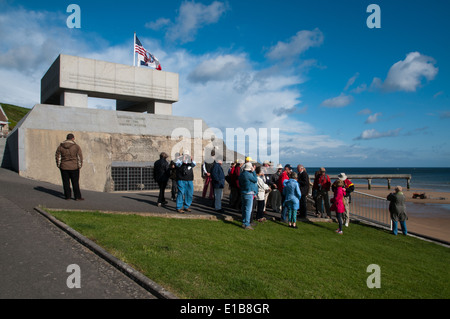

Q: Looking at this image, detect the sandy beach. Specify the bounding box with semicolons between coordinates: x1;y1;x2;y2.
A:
352;184;450;243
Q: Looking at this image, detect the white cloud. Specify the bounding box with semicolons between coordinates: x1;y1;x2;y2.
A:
354;128;402;140
0;7;66;74
348;52;438;94
0;5;133;107
321;93;354;108
175;62;305;130
164;1;229;44
266;28;324;61
433;91;444;99
440;111;450;119
358;108;372;115
145;18;171;30
381;52;438;92
351;83;368;94
344;72;359;91
0;68;40;107
365;112;382;124
187;54;248;84
171;50;348;163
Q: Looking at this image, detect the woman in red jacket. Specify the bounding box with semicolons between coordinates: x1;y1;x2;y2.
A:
331;179;346;234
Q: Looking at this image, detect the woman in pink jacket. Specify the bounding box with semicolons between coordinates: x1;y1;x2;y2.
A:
330;179;346;234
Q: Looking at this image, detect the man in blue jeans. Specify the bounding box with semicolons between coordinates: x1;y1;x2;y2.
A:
175;151;196;213
238;162;258;230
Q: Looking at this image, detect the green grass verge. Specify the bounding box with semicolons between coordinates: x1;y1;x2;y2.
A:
1;102;30;130
48;210;449;299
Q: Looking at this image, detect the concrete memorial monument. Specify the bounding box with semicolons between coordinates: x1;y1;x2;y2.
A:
3;54;233;193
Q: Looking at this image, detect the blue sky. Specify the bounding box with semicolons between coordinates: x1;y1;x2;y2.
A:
1;0;449;167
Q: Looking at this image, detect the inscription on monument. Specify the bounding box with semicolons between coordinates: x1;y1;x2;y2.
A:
117;115;146;128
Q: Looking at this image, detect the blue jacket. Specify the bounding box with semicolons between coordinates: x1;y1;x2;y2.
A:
283;179;302;210
210;162;225;189
238;170;258;194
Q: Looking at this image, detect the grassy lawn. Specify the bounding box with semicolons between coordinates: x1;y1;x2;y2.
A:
48;210;449;299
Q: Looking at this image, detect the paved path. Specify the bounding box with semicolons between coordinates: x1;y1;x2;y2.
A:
0;167;245;299
0;168;183;299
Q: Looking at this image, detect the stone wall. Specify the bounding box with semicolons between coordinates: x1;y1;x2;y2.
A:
3;104;237;193
24;129;210;192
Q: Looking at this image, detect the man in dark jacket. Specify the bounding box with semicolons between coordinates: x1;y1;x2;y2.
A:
154;152;170;206
297;165;310;218
210;160;225;212
387;186;408;235
313;167;331;218
55;133;84;201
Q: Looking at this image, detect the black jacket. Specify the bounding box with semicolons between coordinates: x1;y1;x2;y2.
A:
176;162;195;181
154;158;170;183
297;171;310;195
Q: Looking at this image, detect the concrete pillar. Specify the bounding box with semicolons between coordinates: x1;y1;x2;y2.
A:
153;101;173;115
60;91;88;108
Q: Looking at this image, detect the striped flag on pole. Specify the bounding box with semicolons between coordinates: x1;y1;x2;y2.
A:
134;34;162;70
134;35;147;57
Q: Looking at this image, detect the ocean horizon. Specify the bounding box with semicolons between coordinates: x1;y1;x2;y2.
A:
298;167;450;193
293;167;450;219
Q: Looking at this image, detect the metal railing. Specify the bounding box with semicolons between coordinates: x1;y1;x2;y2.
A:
312;174;412;190
348;191;392;230
111;166;159;191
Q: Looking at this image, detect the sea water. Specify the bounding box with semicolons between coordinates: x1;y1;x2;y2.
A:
301;167;450;217
302;167;450;192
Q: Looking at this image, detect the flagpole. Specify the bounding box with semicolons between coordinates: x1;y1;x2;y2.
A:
133;32;136;67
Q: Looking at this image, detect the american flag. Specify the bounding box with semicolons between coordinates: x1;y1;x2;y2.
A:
134;36;147;57
134;35;162;70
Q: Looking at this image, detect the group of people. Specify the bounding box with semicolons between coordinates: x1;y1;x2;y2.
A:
55;134;407;236
312;168;355;234
226;162;357;232
154;153;360;233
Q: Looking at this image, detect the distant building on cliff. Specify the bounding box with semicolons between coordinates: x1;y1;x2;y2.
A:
0;105;9;138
